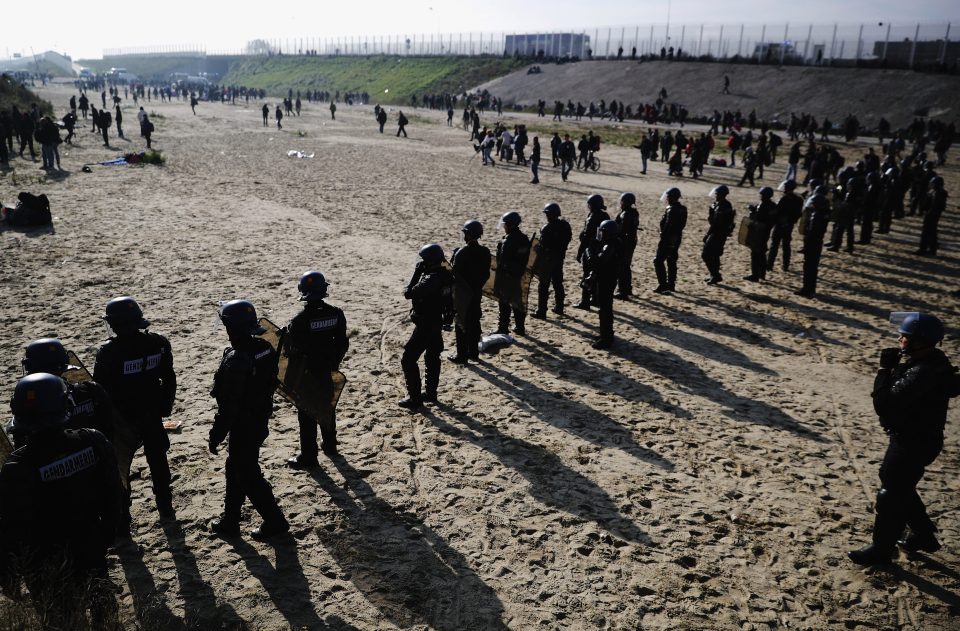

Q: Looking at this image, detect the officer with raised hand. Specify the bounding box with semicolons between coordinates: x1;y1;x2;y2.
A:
532;203;572;319
285;272;348;468
614;193;640;299
93;296;176;528
575;194;611;310
9;338;119;449
0;373;121;628
849;313;959;565
653;187;687;294
795;185;831;298
399;244;454;410
701;185;735;285
449;221;491;363
583;220;621;349
744;186;777;282
495;211;531;335
767;180;804;272
208;300;289;541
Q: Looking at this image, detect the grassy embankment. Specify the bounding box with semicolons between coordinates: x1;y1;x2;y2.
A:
0;74;53;115
222;55;528;105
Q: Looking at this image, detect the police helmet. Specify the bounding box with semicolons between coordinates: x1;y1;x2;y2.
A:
597;219;619;241
778;180;797;192
218;300;267;335
298;271;329;302
462;220;484;239
103;296;150;329
660;187;682;202
501;211;522;227
898;312;944;346
542;203;562;218
586;194;606;211
709;185;729;198
847;176;866;193
814;185;830;197
866;171;881;184
10;373;71;434
759;186;775;199
884;167;899;179
854;160;866;172
418;243;445;265
619;192;636;207
930;175;944;190
807;178;822;191
22;338;69;375
924;160;935;170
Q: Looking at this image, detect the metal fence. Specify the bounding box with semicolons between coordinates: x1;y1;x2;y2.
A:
101;21;956;70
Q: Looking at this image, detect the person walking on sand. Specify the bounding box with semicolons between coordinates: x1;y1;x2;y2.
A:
262;104;269;127
397;110;408;137
330;102;336;120
275;105;283;130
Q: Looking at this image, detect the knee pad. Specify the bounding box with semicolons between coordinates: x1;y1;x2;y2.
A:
875;487;895;513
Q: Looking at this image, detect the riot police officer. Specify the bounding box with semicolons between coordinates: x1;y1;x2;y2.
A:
399;244;454;410
701;185;735;285
795;185;831;298
450;221;491;363
583;220;621;349
285;272;349;467
0;373;121;627
828;175;861;253
917;176;947;256
495;211;531;335
849;313;959;565
93;296;176;526
653;188;687;294
767;180;804;271
744;187;776;282
575;194;611;309
9;338;119;449
614;193;640;299
533;203;572;319
208;300;289;540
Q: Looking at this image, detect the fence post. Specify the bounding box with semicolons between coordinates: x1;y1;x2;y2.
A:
738;24;744;57
634;26;640;56
759;24;766;61
803;24;812;61
649;25;654;56
781;23;788;65
909;23;919;68
856;23;864;63
697;24;703;57
941;23;951;65
829;23;837;62
717;25;724;59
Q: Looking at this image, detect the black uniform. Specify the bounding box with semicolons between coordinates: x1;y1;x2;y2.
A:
918;188;948;256
8;379;118;450
746;199;776;280
286;301;349;458
209;337;286;528
701;199;735;283
0;428;121;627
870;348;959;551
653;202;688;291
615;206;640;297
451;242;491;360
829;187;858;253
767;192;804;271
584;239;620;345
93;330;175;520
401;263;454;402
496;229;531;334
535;218;572;315
576;210;610;307
798;196;830;296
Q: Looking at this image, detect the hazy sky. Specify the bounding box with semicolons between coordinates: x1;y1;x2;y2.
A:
4;0;958;60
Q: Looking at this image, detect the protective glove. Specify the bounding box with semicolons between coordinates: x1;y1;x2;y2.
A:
879;347;901;369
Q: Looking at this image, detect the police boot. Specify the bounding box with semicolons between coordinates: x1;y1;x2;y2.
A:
251;517;290;541
848;544;896;566
398;396;423;410
286;454;320;470
898;531;941;553
209;517;241;538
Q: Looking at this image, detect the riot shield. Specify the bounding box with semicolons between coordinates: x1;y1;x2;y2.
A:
0;426;13;467
259;318;346;434
736;216;753;247
482;234;539;311
530;232;559;281
63;350;93;384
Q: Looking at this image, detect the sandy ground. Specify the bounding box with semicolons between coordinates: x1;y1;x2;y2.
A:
1;83;960;630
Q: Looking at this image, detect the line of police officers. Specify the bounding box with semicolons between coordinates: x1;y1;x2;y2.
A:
0;178;954;620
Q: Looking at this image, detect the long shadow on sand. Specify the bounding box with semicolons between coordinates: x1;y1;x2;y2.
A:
309;459;509;631
116;538;189;631
609;338;828;442
467;356;675;469
423;404;652;545
227;536;352;630
880;555;960;611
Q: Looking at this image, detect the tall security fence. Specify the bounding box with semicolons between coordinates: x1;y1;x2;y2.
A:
99;22;956;71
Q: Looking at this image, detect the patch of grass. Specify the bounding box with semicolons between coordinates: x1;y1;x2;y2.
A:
0;74;53;117
222;55;527;105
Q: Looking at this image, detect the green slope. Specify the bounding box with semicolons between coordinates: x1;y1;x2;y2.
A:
0;74;53;116
222;55;528;103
